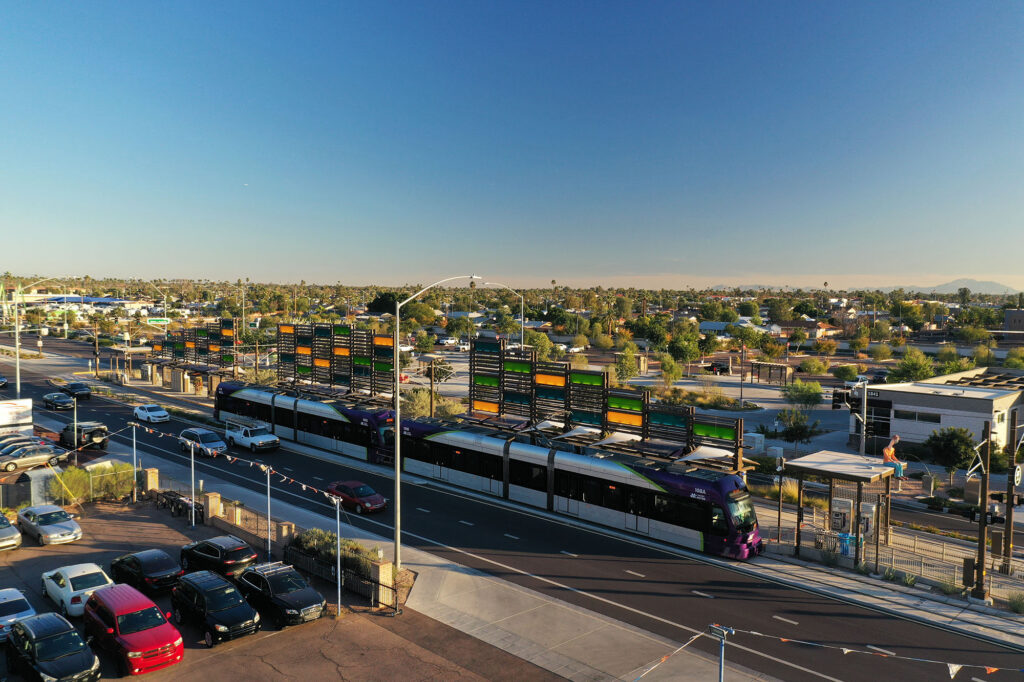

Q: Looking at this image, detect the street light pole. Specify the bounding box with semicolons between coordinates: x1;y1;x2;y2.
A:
12;277;57;399
189;442;196;528
484;282;525;349
266;465;272;560
393;274;480;571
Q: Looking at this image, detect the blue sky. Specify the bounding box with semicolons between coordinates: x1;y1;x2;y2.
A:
2;2;1022;290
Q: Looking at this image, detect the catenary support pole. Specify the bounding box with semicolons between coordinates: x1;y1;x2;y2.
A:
190;442;196;528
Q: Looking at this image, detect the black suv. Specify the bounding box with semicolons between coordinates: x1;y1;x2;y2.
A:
170;571;260;647
110;549;183;593
4;613;100;681
59;382;92;399
236;562;326;626
59;421;109;450
180;535;258;578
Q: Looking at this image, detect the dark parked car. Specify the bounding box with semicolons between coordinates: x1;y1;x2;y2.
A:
42;392;76;410
59;421;109;450
171;571;260;647
59;382;92;399
0;444;67;473
180;535;258;578
0;374;7;389
110;549;183;593
325;480;387;514
4;613;100;681
235;562;325;626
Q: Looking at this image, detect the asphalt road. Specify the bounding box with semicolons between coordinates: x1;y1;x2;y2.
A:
7;369;1024;681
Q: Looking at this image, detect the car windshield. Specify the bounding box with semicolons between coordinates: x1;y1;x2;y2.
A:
225;547;254;562
35;630;87;661
267;571;308;595
117;606;166;634
250;427;270;436
727;492;757;534
70;572;109;591
198;433;222;444
68;384;87;391
206;585;246;611
352;485;375;498
143;405;159;412
0;516;10;529
0;597;30;617
37;510;72;526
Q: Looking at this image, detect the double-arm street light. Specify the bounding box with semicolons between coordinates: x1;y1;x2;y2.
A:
12;277;58;399
392;274;480;570
484;282;525;349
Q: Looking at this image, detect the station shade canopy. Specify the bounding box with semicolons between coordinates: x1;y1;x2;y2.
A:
675;445;733;463
784;450;896;483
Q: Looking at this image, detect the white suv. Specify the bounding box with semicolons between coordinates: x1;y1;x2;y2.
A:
178;428;228;457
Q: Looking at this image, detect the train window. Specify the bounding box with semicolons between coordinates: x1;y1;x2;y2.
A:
580;477;602;505
274;407;293;428
254;403;272;423
709;505;729;536
509;461;546;491
603;484;624;512
652;495;706;529
479;454;501;480
554;470;573;498
626;489;652;517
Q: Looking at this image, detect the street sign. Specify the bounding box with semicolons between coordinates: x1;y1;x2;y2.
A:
147;318;170;325
248;321;258;328
1014;464;1022;488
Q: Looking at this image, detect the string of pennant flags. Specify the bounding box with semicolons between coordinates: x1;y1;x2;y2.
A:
129;422;346;507
731;627;1023;678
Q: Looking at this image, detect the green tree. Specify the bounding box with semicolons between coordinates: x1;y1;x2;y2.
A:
972;344;996;366
812;339;838;357
568;352;588;368
572;334;589;349
788;329;807;349
935;345;960;364
698;333;719;358
799;358;828;374
938;357;974;375
615;344;639;382
760;340;784;360
924;427;976;484
831;365;859;382
869;344;893;362
414;332;436;353
888;347;934;382
1004;347;1024;369
524;330;554;361
848;335;868;354
669;337;700;373
777;408;819;457
958;326;991;345
869;320;891;341
957;287;971;307
737;301;758;317
658;353;682;388
423;358;455;383
780;379;823;411
445;317;475;340
591;333;614;351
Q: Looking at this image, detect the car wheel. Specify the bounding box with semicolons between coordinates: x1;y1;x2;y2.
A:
36;532;45;546
227;437;234;447
3;462;15;472
204;630;215;648
60;601;68;617
250;443;257;453
48;457;59;466
355;505;363;515
174;607;185;625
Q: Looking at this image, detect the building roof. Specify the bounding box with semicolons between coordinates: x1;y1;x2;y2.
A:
785;450;895;483
872;382;1017;401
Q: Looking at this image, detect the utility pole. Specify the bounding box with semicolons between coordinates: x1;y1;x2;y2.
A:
1004;411;1019;573
428;358;435;418
973;421;992;600
94;325;100;378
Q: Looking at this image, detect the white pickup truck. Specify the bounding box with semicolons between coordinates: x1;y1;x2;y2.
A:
224;418;280;452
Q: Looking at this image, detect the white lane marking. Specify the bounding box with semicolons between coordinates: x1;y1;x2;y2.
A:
312;476;325;481
971;678;987;682
773;615;799;626
625;570;645;578
107;430;842;680
560;550;578;558
866;645;895;656
459;520;474;526
416;507;431;513
692;590;714;599
281;466;293;472
503;533;519;540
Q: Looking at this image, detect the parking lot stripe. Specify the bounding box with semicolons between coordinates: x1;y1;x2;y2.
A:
416;507;431;513
692;590;714;599
459;520;474;526
504;533;519;540
773;615;799;626
560;550;578;558
625;570;645;578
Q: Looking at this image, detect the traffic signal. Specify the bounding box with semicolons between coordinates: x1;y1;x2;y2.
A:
832;389;848;410
864;421;876;437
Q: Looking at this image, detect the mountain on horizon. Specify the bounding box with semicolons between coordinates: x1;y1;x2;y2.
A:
877;278;1019;295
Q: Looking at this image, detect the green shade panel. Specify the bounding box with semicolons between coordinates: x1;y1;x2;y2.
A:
374;361;393;372
221;319;234;329
333;374;351;384
197;329;208;337
503;360;531;374
607;395;643;412
280;353;295;363
475;340;502;353
221;354;234;364
315;326;331;337
473;375;500;387
353;357;372;366
693;422;737;440
570;372;604;386
505;392;531;405
298;336;312;345
334;325;351;335
296;365;311;375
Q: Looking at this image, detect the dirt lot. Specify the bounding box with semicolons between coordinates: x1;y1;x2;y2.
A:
0;501;559;681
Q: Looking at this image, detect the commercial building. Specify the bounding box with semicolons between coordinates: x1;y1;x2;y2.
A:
849;367;1024;451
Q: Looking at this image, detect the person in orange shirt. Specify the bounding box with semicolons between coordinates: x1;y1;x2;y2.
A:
882;434;906;480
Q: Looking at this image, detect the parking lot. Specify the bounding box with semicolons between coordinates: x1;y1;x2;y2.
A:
0;500;558;681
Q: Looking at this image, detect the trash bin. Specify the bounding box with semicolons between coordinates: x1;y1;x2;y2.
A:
837;533;862;558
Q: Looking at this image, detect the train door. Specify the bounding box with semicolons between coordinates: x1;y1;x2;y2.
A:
555;471;580;516
625;489;650;535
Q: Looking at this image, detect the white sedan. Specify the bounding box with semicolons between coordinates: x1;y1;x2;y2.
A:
0;588;36;642
133;404;170;423
42;563;113;617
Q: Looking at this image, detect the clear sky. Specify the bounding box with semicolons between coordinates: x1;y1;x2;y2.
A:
2;2;1022;291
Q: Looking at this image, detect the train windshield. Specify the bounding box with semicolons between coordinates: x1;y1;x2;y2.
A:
379;426;394;448
726;491;757;534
